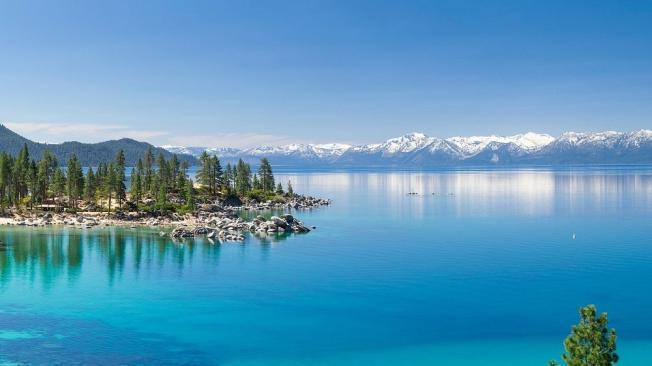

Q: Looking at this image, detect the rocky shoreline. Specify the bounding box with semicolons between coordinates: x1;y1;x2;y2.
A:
0;195;330;242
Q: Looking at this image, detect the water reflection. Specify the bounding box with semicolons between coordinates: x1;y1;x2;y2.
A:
278;169;652;217
0;225;301;290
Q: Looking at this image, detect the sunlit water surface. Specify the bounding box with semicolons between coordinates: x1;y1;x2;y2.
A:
1;168;652;365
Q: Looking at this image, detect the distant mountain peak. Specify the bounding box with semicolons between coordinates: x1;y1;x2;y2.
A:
160;129;652;167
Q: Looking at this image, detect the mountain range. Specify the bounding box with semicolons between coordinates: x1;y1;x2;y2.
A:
0;124;197;166
1;124;650;167
162;130;652;167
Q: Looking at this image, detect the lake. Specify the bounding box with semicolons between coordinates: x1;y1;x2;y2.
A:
1;168;651;365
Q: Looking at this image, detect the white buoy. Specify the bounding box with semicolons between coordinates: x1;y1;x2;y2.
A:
572;233;576;240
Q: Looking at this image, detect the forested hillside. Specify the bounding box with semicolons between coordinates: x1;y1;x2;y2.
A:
0;124;197;166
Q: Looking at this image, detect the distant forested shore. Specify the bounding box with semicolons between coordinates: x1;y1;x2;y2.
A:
0;124;197;166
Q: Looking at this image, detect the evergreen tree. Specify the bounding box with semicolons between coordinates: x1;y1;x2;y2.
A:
151;174;160;203
36;160;47;205
66;154;84;209
0;153;12;213
252;174;261;190
135;158;145;196
257;158;275;192
223;163;234;192
157;176;168;205
178;160;189;190
287;180;294;196
52;168;66;212
28;160;37;209
185;178;195;210
14;143;30;204
169;154;179;191
130;167;142;208
549;305;618;366
84;168;97;204
212;156;223;192
156;153;169;193
276;182;284;195
36;150;57;206
234;159;252;196
144;147;154;193
114;150;127;208
197;152;214;195
105;163;116;213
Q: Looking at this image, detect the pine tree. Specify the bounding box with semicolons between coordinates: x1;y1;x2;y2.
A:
252;174;261;190
223;163;234;193
28;160;37;209
0;153;12;213
66;154;84;209
52;168;66;212
84;168;97;204
105;163;116;213
157;176;168;205
197;151;214;196
287;180;294;196
185;178;195;210
235;159;252;196
144;147;154;193
114;150;127;208
212;156;223;192
36;151;56;206
14;143;30;203
168;154;178;190
257;158;275;193
549;305;618;366
276;182;284;195
130;167;142;208
178;160;189;190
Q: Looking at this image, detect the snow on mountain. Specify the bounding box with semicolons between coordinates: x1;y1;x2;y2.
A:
161;145;243;157
311;143;352;157
204;147;243;157
159;145;208;156
244;143;351;159
555;131;622;147
623;129;652;148
160;130;652;166
376;132;436;154
447;132;555;156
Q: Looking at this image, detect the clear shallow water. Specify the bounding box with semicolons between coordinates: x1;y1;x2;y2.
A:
1;169;652;365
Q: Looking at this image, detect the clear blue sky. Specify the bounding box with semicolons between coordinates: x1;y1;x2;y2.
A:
1;0;651;147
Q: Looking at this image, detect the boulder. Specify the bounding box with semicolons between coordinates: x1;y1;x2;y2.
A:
271;216;288;229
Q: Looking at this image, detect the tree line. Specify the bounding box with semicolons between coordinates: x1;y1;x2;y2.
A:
0;144;294;214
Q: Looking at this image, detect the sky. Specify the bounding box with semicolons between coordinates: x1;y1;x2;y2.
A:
1;0;651;148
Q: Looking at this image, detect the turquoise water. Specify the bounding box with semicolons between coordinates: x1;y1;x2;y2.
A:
1;169;651;365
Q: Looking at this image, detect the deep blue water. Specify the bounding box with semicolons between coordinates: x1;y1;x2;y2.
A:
1;169;651;365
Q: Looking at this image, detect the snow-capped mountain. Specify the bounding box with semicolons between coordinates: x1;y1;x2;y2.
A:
161;145;241;157
244;143;351;160
447;132;555;156
160;130;652;167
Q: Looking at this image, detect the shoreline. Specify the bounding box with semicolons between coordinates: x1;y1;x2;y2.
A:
0;196;330;242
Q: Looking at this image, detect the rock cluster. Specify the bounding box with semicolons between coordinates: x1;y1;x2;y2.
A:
250;214;311;234
1;209;317;245
8;213;102;228
236;196;330;211
167;213;310;242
